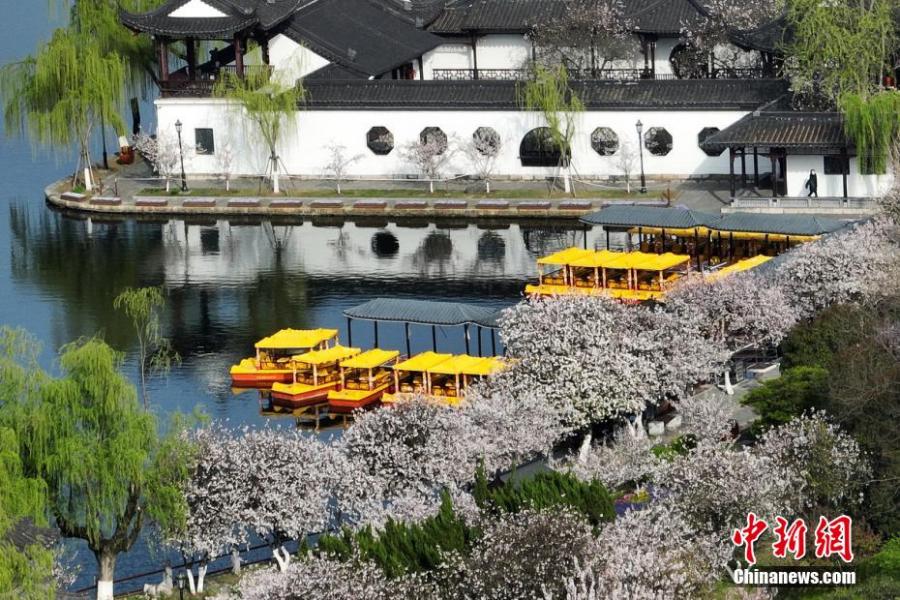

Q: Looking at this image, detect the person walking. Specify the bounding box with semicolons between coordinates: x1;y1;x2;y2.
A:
805;169;818;197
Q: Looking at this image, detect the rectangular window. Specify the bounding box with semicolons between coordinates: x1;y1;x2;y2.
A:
195;128;215;155
823;155;848;175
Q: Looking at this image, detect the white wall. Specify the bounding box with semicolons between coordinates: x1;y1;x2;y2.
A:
476;35;531;70
422;42;474;78
787;155;893;198
157;98;751;180
242;34;329;84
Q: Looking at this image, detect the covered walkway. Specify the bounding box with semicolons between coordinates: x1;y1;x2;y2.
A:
343;298;506;357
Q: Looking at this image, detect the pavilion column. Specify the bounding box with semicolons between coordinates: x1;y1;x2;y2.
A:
471;34;479;79
840;147;849;199
261;37;270;66
640;36;650;77
770;154;777;197
753;147;759;188
649;37;656;78
728;147;736;198
234;35;244;77
740;148;747;187
404;322;411;358
346;317;353;346
186;38;197;80
157;38;169;82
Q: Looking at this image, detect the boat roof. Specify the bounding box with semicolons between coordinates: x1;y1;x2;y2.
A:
340;348;400;369
292;344;361;365
393;351;453;372
706;255;774;281
255;328;338;349
569;250;621;268
537;247;594;266
633;252;691;271
428;355;505;376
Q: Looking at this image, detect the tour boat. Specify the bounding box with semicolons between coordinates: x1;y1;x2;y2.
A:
382;352;505;406
327;348;401;414
525;250;690;302
270;345;362;409
230;328;339;387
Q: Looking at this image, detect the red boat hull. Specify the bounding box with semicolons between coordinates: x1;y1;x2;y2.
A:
270;383;339;409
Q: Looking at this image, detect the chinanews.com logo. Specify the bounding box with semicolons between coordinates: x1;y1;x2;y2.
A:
730;512;857;587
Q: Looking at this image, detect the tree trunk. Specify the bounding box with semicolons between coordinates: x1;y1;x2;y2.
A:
577;431;592;464
185;567;197;595
273;545;291;571
231;547;242;576
485;180;491;194
196;562;208;593
225;177;231;192
165;178;171;193
95;549;116;600
428;180;434;194
336;180;342;195
723;369;734;395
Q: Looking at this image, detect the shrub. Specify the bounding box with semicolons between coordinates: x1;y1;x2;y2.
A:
742;366;829;433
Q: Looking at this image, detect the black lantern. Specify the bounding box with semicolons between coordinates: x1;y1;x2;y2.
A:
175;119;189;193
635;120;647;193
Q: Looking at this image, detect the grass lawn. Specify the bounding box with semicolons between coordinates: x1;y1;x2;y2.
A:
137;186;647;200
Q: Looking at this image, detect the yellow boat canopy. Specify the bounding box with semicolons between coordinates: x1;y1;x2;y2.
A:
340;348;400;370
628;226;710;237
706;255;774;281
714;231;820;242
569;250;621;268
292;344;361;365
632;252;691;271
393;351;453;373
255;328;338;350
428;355;505;376
537;247;593;266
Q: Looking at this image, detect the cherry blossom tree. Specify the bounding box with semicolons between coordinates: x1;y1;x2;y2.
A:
616;141;637;194
323;143;363;195
768;218;900;320
216;138;236;192
464;127;502;194
499;296;721;427
666;272;797;393
133;131;198;193
400;135;456;194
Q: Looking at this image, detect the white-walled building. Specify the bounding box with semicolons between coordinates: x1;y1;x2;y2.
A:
121;0;893;198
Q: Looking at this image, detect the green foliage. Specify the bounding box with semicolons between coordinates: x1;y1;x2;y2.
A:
474;467;615;528
317;491;478;578
781;305;868;369
213;69;306;166
840;91;900;175
651;434;697;460
0;333;195;584
869;536;900;574
0;427;55;599
785;0;896;107
742;366;829;433
518;64;583;168
113;286;179;407
1;28;125;173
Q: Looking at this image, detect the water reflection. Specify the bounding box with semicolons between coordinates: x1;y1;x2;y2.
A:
8;205;609;428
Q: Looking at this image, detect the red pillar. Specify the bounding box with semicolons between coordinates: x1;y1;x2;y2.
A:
157;38;169;82
234;35;244;77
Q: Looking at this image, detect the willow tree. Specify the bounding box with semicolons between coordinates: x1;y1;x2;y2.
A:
214;70;307;194
519;65;583;194
0;427;55;600
1;30;124;192
2;337;194;600
785;0;899;173
114;287;180;408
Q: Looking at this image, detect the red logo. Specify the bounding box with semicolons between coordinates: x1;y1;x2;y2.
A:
732;514;854;564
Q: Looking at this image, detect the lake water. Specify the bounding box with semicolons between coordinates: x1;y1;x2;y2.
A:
0;7;617;590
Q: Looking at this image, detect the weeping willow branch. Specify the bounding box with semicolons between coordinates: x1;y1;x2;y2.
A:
0;29;125;190
840;91;900;175
213;70;307;194
518;65;583;195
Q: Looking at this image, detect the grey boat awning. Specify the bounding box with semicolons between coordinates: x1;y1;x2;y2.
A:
714;213;849;236
580;205;720;229
344;298;504;328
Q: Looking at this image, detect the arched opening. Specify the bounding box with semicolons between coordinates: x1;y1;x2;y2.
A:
519;127;570;167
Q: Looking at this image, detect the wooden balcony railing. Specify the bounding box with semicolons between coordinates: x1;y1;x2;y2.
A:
160;65;274;97
430;67;765;81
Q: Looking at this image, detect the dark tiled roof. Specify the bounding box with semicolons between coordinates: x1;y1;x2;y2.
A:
304;62;369;80
120;0;307;38
345;298;503;327
730;15;790;53
428;0;705;35
700;111;849;152
580;205;720;229
715;213;848;236
304;78;787;110
282;0;443;77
